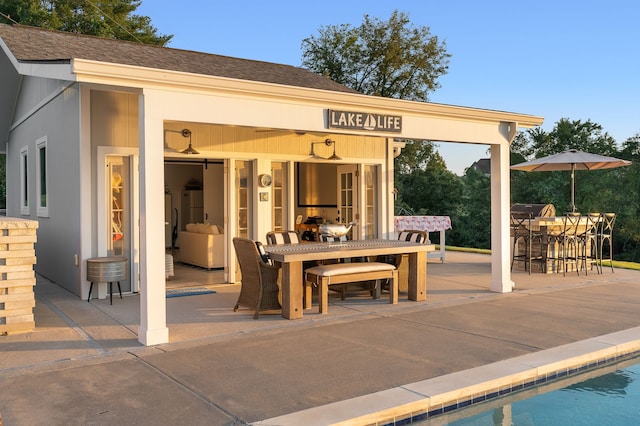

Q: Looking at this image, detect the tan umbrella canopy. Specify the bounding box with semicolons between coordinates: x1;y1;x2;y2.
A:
511;149;632;212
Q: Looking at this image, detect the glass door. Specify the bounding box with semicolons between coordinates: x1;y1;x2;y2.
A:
271;162;287;232
363;165;378;239
98;147;139;294
235;160;252;238
337;164;359;239
105;155;133;292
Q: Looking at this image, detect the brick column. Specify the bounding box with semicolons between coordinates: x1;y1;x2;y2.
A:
0;217;38;335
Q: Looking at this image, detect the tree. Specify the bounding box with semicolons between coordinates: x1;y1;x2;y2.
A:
301;10;450;101
0;0;171;46
449;167;491;249
512;121;639;261
302;10;456;226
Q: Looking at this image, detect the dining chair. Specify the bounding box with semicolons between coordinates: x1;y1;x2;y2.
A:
232;237;281;319
266;230;300;245
597;213;616;273
266;230;320;307
376;230;428;292
377;230;428;269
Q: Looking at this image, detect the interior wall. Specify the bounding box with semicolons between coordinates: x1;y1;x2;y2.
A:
164;163;202;233
164;162;225;232
294;162;339;223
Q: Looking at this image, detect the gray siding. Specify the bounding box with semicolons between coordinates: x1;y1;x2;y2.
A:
7;80;82;294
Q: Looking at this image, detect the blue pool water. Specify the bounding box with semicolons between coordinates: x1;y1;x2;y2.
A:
444;358;640;425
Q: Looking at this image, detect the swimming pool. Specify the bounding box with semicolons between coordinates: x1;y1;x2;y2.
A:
435;357;640;425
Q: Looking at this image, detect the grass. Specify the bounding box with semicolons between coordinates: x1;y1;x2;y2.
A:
443;246;640;271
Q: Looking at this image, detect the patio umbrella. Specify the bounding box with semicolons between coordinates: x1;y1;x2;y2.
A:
510;149;632;212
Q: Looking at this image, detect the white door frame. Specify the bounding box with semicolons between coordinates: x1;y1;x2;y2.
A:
97;146;140;293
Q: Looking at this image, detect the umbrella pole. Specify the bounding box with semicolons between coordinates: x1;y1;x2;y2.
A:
570;163;576;212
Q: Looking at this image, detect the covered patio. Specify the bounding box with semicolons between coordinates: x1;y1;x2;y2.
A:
7;251;636;355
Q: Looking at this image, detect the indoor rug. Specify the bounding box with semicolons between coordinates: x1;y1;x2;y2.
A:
166;288;216;298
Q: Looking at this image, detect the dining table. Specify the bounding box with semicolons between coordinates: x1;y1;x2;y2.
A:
264;239;433;319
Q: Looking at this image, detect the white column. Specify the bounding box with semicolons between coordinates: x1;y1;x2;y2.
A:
138;91;169;345
489;141;513;292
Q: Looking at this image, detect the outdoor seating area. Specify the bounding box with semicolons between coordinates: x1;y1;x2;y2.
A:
510;205;617;275
230;228;433;319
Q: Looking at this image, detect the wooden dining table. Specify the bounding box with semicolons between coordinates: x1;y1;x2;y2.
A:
264;239;433;319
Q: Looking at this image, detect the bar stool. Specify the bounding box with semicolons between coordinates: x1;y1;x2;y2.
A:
511;212;546;274
558;213;581;276
87;257;127;305
577;213;600;275
597;213;617;273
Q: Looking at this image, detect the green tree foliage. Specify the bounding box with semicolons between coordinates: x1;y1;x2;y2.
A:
301;10;450;101
450;167;491;249
0;0;171;46
301;10;455;236
394;140;442;174
512;120;639;261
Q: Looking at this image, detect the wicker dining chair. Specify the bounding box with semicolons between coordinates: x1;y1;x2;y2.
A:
232;237;281;319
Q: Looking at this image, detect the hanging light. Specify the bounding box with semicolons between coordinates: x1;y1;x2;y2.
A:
180;129;199;155
327;139;342;161
309;139;340;160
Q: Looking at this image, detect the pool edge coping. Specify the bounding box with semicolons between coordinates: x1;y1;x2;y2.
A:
255;326;640;426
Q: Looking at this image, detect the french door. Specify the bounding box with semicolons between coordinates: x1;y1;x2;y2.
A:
337;164;358;239
98;147;139;293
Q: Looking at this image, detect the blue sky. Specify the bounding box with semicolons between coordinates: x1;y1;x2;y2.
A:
137;1;639;175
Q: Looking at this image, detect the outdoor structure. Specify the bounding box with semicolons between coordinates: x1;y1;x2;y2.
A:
0;24;543;345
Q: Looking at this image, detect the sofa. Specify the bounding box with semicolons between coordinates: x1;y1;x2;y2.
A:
178;223;224;269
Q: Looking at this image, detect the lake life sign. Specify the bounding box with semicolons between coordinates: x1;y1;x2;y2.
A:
328;109;402;133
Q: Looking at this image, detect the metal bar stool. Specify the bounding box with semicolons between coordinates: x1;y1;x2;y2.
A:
511;212;546;274
597;213;617;273
87;257;127;305
558;213;581;276
577;213;600;274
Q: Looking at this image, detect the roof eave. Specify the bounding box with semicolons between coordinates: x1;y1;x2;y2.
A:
71;58;543;129
18;61;76;81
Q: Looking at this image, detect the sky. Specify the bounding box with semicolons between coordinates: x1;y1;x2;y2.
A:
137;0;639;175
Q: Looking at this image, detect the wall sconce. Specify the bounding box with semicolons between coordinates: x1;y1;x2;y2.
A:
310;139;341;161
179;129;199;155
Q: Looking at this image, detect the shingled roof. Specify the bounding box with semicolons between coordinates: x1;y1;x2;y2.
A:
0;23;358;94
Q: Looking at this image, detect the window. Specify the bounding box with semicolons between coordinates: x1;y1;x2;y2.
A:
36;137;48;217
271;162;286;232
20;146;28;215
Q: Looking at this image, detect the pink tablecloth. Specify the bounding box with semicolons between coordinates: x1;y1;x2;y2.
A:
394;216;452;233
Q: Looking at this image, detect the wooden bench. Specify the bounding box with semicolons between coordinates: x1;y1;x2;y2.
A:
304;262;398;313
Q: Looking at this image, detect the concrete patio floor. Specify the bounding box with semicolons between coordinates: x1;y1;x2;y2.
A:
1;251;639;425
